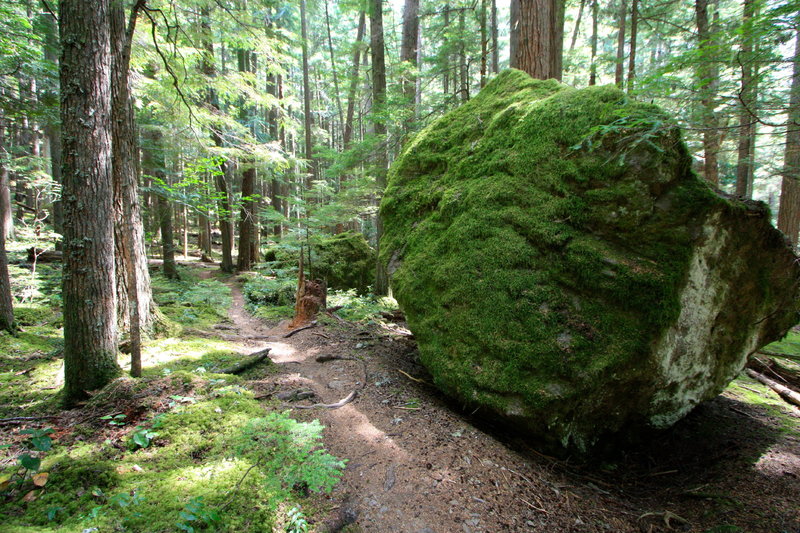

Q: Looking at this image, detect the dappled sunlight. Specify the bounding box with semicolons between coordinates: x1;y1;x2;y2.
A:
755;448;800;478
326;404;410;462
265;341;298;363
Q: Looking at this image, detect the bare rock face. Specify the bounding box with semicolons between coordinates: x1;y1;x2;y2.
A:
379;69;800;452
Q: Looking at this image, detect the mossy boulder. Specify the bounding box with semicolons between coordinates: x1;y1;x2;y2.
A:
312;232;375;295
380;69;800;452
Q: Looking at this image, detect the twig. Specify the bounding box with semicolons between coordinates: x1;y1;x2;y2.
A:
219;461;261;511
0;416;58;424
397;368;429;385
289;391;357;409
519;497;548;515
283;321;317;338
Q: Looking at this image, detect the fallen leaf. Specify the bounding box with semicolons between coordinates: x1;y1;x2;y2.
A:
0;474;11;491
32;473;49;487
22;490;38;502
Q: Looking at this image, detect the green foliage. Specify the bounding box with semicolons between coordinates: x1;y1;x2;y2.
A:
243;276;297;308
233;413;346;495
284;506;309;533
327;289;397;323
152;270;232;329
176;497;220;532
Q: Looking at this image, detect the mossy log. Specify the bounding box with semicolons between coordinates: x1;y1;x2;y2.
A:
380;69;800;452
219;348;272;375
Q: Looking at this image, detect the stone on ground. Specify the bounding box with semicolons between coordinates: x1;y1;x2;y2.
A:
379;69;800;452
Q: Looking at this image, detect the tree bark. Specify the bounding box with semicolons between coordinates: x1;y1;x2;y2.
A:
480;0;488;87
301;0;315;188
735;0;758;199
777;24;800;247
110;0;153;365
324;0;345;143
510;0;520;69
371;0;389;296
458;9;468;101
695;0;720;187
443;4;451;96
511;0;565;80
626;0;638;92
615;0;627;88
491;0;499;73
344;10;366;148
589;0;598;85
0;106;14;333
237;165;255;271
41;8;63;242
569;0;586;51
0;102;11;242
401;0;420;104
60;0;120;406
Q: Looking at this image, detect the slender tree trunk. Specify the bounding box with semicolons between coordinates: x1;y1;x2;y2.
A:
60;0;120;406
324;0;345;142
777;24;800;247
237;165;255;271
615;0;627;88
371;0;389;296
627;0;638;92
480;0;488;87
695;0;720;186
41;8;63;242
443;5;451;95
0;103;11;242
512;0;565;80
401;0;420;105
735;0;758;198
458;9;468;101
491;0;499;73
589;0;598;85
344;10;366;147
510;0;520;69
0;106;14;333
301;0;314;188
570;0;586;51
201;7;233;272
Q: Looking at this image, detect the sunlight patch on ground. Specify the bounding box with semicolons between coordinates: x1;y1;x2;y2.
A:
266;341;299;363
333;405;410;461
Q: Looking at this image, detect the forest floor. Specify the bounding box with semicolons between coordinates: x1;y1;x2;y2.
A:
1;259;799;532
208;268;800;533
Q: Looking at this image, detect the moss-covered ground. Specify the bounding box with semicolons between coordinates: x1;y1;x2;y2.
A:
0;260;344;532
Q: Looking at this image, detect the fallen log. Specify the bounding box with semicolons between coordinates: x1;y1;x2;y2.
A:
745;368;800;407
218;348;272;375
746;356;800;391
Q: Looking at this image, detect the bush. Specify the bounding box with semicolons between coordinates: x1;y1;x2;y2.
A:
243;276;297;308
311;232;375;295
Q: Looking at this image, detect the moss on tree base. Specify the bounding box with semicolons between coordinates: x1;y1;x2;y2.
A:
380;69;800;452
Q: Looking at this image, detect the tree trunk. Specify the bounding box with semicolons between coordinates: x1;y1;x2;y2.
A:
401;0;420;105
735;0;758;199
60;0;120;406
0;104;11;242
569;0;586;51
0;106;14;333
480;0;488;87
458;9;468;102
443;4;451;96
324;0;345;143
301;0;314;188
344;10;366;148
491;0;499;73
615;0;627;88
237;165;255;271
371;0;389;296
589;0;598;85
626;0;638;92
110;0;153;367
695;0;720;187
41;9;63;242
511;0;565;80
777;24;800;247
510;0;520;69
200;7;234;273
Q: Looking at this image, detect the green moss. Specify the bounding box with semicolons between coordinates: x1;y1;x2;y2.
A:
312;232;375;295
380;69;799;451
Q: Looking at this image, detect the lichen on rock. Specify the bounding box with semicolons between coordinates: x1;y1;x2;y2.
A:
379;69;800;452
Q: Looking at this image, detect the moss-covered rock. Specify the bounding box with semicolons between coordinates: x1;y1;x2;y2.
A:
312;232;375;295
380;69;800;452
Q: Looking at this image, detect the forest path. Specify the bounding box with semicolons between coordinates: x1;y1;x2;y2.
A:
211;272;800;533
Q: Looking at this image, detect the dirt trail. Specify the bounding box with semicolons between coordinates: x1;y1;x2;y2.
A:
217;275;800;533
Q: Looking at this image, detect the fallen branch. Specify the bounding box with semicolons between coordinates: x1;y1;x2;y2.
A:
218;348;272;375
290;390;357;409
283;321;317;338
745;368;800;407
747;356;800;390
0;416;58;425
397;368;429;385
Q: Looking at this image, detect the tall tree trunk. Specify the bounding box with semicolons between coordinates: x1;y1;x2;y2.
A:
777;25;800;247
344;10;366;148
735;0;758;198
627;0;638;92
491;0;499;73
511;0;565;80
41;8;63;241
695;0;720;186
401;0;420;105
237;165;256;271
324;0;345;142
111;0;153;373
458;9;468;101
144;128;179;280
443;4;451;95
510;0;520;69
0;106;14;334
301;0;314;189
371;0;389;296
200;7;233;272
615;0;627;88
589;0;598;85
60;0;120;406
0;101;11;242
480;0;488;87
569;0;586;51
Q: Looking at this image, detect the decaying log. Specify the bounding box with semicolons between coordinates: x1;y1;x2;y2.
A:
27;248;62;263
218;347;272;375
289;247;327;328
745;368;800;407
746;356;800;391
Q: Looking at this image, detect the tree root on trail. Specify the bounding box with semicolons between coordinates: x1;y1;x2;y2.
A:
283;321;317;338
745;368;800;407
287;390;357;410
218;348;272;375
